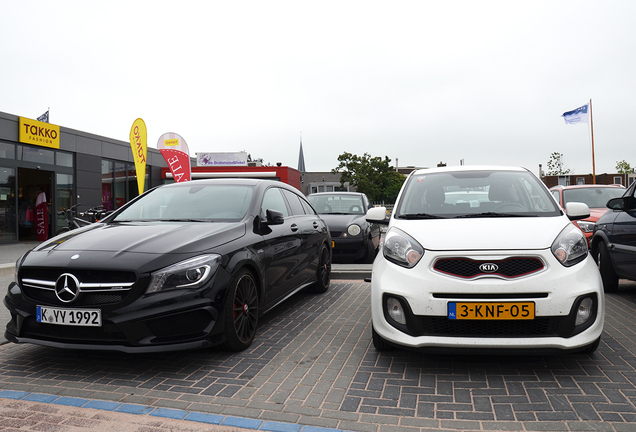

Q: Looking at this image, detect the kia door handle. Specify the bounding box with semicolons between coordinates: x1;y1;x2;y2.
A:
291;224;299;232
313;222;319;229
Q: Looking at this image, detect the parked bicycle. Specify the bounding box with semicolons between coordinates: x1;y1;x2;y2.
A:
56;204;107;235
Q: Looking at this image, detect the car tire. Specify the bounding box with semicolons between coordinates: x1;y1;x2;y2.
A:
580;336;601;354
372;326;392;351
222;268;259;351
361;238;377;264
598;242;619;293
309;243;331;293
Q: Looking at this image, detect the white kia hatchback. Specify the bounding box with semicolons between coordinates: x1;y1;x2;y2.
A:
366;166;604;354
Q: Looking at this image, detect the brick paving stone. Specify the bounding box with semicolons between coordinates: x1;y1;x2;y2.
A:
2;281;636;431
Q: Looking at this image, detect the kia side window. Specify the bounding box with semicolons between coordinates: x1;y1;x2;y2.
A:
261;188;289;220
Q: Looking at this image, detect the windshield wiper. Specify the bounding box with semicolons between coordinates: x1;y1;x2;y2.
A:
454;212;537;218
398;213;447;219
113;218;211;223
158;218;211;222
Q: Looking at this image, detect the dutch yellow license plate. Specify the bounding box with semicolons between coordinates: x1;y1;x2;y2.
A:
448;302;535;320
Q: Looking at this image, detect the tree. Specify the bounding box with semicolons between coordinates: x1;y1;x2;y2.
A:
616;160;633;174
332;152;405;202
546;152;572;175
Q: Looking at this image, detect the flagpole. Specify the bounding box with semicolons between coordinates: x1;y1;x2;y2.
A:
589;99;596;184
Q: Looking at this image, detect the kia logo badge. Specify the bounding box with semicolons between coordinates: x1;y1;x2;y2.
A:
479;263;499;273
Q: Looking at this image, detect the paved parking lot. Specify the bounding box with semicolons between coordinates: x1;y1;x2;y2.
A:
1;270;636;431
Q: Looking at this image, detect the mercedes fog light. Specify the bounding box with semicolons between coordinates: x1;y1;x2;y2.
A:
387;297;406;325
575;297;594;326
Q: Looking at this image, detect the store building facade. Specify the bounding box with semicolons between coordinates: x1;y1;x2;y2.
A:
0;111;167;244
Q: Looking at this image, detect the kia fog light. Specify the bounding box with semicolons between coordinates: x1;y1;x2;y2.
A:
575;297;594;326
383;228;424;268
146;254;221;294
551;225;588;267
387;297;406;325
347;224;361;236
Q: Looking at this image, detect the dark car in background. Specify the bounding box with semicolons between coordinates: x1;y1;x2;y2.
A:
591;180;636;292
550;184;625;245
4;179;332;352
307;192;380;264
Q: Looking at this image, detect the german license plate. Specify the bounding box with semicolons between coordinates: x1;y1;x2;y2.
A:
448;302;534;320
36;306;102;327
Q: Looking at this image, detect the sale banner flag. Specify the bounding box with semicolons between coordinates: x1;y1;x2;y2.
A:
35;192;48;241
157;132;191;182
129;118;148;195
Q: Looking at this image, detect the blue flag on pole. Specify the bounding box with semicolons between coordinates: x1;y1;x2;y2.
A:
562;103;589;125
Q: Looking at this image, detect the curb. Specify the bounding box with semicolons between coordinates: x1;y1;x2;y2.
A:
0;391;349;432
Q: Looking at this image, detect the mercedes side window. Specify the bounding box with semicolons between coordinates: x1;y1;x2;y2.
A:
300;197;317;215
261;188;289;221
281;189;305;216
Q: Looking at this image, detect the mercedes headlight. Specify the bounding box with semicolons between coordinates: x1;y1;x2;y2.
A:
383;228;424;268
551;225;588;267
146;254;221;294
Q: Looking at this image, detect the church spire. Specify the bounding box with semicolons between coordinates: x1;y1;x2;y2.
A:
298;132;306;173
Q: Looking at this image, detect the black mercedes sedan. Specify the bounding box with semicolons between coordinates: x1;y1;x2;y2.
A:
307;192;380;264
4;179;332;353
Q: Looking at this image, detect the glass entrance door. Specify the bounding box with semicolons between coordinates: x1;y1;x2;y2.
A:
17;168;52;241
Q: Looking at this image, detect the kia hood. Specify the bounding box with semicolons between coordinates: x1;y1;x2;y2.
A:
391;216;570;251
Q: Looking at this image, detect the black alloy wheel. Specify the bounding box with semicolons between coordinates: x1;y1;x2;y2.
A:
223;269;259;351
310;244;331;293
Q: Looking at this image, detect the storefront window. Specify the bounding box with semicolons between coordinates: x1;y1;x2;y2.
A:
0;167;17;242
114;162;127;209
0;143;15;160
56;173;73;234
56;151;73;167
103;160;148;210
18;145;55;165
102;160;114;211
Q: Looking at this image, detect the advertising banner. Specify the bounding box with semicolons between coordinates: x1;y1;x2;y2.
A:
196;152;248;167
19;117;60;149
157;132;191;182
129;119;147;195
35;192;48;241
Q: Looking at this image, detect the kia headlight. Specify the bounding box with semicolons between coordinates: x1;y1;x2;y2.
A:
551;225;588;267
347;224;361;236
146;254;221;294
383;228;424;268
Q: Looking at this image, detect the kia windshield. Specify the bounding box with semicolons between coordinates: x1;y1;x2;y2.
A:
395;170;561;219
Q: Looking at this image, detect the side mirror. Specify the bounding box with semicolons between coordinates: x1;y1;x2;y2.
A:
565;202;590;221
606;197;626;211
264;209;285;225
366;206;389;225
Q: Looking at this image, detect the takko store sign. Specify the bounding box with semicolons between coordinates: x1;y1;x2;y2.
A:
19;117;60;149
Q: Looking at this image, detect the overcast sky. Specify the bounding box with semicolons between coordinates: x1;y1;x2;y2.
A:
1;1;634;176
